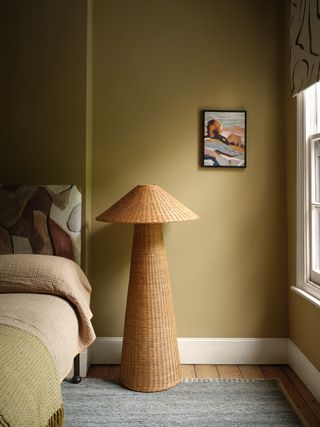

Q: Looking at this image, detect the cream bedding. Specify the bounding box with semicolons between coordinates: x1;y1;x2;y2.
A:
0;254;96;381
0;293;81;380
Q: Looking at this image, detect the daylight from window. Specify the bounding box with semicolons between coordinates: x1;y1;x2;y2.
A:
304;82;320;137
300;82;320;299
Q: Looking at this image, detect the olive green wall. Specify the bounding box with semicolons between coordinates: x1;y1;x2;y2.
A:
2;0;301;345
90;0;289;337
1;0;87;184
1;0;88;263
290;293;320;371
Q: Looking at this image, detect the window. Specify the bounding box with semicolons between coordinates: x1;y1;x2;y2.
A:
297;82;320;302
309;133;320;285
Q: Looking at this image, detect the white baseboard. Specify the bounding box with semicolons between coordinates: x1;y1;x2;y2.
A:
178;338;288;364
87;337;320;402
90;337;123;364
288;341;320;402
88;337;289;365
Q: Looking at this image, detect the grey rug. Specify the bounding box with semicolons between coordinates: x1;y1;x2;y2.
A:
61;378;303;426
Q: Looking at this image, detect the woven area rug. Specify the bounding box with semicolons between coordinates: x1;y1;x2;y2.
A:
62;378;304;426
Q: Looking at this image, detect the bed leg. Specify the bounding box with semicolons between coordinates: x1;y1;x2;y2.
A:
70;354;82;383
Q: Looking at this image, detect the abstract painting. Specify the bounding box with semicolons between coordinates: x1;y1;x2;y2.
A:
201;110;246;168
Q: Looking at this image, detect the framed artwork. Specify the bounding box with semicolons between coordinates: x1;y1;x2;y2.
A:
201;110;247;168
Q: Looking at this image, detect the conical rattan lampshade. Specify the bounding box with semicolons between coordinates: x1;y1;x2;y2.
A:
96;184;198;224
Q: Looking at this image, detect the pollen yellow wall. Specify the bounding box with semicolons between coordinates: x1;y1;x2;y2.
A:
0;0;292;341
1;0;87;185
290;293;320;372
90;0;289;337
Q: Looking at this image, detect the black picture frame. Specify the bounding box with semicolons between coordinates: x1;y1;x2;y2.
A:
201;110;247;168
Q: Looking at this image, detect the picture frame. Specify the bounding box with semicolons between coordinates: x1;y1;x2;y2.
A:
201;110;247;168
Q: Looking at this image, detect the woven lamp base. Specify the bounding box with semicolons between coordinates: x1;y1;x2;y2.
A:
120;223;181;392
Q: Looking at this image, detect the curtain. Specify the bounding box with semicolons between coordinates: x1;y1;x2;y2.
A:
290;0;320;96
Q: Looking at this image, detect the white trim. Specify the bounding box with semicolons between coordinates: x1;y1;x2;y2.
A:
307;133;320;297
88;337;320;401
288;340;320;402
291;286;320;309
89;337;123;364
88;337;289;365
84;0;93;274
296;90;320;302
297;91;306;289
178;338;288;364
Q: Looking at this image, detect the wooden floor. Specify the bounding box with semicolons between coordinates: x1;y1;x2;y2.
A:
87;364;320;427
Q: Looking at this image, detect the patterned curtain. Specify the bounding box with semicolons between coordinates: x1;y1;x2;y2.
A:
290;0;320;96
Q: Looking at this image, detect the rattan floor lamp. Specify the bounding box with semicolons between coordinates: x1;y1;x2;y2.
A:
96;184;198;392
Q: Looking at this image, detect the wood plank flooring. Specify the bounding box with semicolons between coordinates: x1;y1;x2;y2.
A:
87;364;320;426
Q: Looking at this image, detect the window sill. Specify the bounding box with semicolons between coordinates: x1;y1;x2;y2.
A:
290;286;320;309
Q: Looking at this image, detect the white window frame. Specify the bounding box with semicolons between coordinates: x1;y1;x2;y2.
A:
309;134;320;285
296;84;320;304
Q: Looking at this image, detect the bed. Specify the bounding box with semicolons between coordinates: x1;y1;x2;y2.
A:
0;185;96;427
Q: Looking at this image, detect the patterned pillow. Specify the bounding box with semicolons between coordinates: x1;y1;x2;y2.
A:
0;185;81;264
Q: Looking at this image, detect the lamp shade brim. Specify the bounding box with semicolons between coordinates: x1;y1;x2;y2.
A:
96;184;199;224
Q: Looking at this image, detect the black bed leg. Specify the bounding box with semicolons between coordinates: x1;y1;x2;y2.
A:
70;354;82;384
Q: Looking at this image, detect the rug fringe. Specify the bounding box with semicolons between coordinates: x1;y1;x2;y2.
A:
181;378;265;383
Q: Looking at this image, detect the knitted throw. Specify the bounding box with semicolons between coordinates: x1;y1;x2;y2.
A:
0;325;63;427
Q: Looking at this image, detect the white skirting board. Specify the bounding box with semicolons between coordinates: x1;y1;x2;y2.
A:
87;337;320;401
177;338;289;365
88;337;289;365
288;340;320;402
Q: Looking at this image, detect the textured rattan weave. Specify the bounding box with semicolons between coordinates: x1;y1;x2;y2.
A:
96;185;198;392
120;224;181;392
96;184;198;224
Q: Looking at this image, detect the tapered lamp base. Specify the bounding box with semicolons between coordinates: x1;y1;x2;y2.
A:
120;224;181;392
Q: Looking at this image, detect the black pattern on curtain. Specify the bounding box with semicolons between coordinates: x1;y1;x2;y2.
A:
290;0;320;96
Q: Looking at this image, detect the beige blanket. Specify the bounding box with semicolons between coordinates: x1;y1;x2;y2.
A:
0;254;96;380
0;293;82;380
